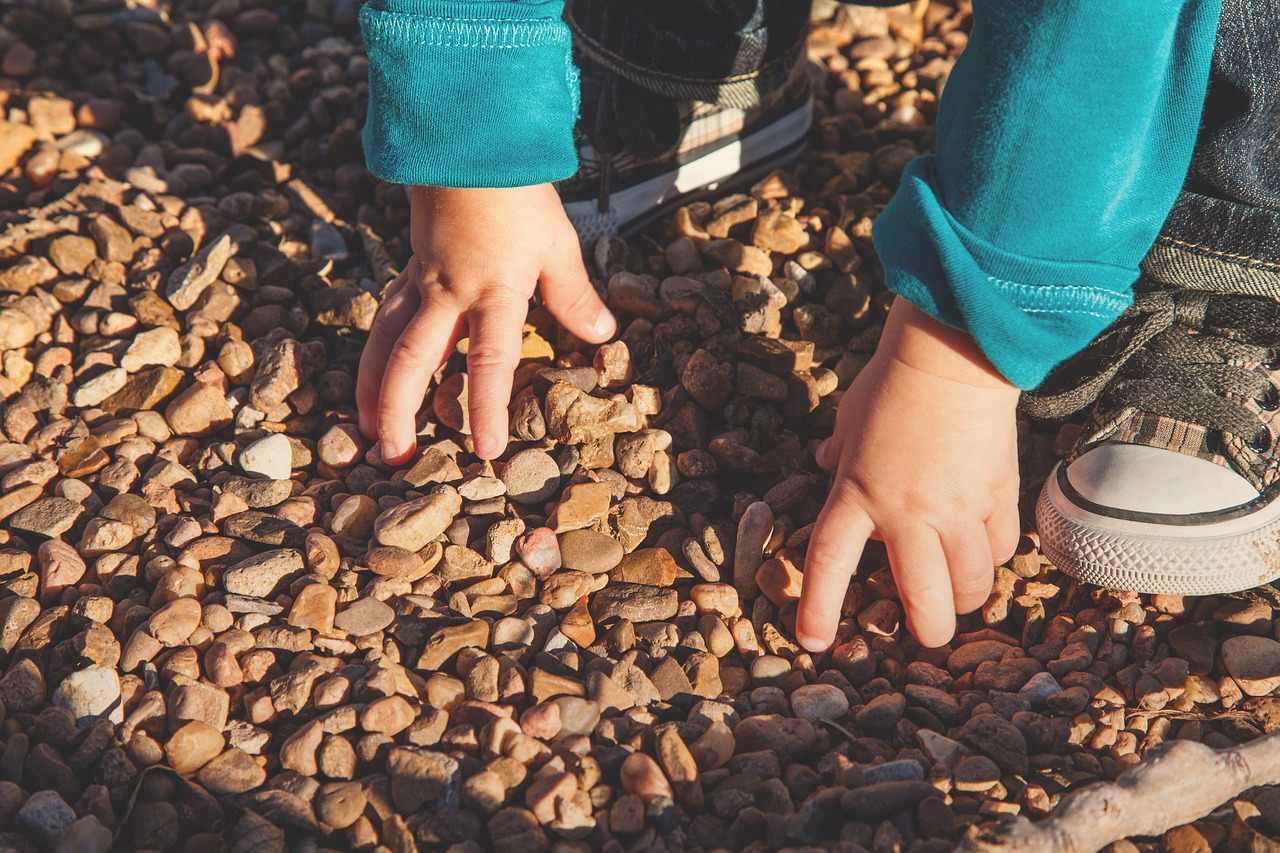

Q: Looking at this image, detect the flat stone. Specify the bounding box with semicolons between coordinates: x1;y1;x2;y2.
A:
221;548;305;598
559;529;624;574
1222;635;1280;696
334;597;395;636
239;433;293;480
589;583;678;624
499;449;561;505
374;489;462;551
610;548;678;586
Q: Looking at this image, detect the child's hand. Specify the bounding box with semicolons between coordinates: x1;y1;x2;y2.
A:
796;300;1022;650
358;185;616;463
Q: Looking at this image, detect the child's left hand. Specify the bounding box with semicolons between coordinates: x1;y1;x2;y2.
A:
796;300;1023;650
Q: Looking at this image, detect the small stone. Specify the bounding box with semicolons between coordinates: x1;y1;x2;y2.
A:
790;684;850;722
362;695;415;735
165;383;233;436
958;713;1029;775
559;529;624;573
1221;635;1280;696
374;489;462;551
121;327;182;372
549;482;613;532
620;753;673;804
589;583;679;623
221;549;305;598
197;748;266;795
288;584;338;633
49;233;97;275
15;791;75;848
317;424;363;467
239;433;293;480
611;548;678;586
165;721;226;775
52;665;121;723
166;231;236;310
334;597;395;636
514;527;561;579
501;449;562;505
149;597;203;645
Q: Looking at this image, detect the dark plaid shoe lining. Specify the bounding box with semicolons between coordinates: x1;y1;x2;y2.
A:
1022;285;1280;493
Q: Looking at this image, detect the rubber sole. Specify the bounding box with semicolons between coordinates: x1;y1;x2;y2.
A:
563;96;814;241
1036;461;1280;595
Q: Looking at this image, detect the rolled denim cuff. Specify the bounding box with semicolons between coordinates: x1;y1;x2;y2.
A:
360;0;580;188
874;157;1136;391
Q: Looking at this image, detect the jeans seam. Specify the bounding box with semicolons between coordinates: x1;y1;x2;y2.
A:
566;14;802;86
1156;235;1280;271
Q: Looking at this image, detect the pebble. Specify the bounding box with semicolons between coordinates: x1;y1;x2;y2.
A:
790;683;851;722
374;489;462;551
559;529;624;573
500;449;562;504
15;791;75;848
51;665;121;723
334;596;395;636
238;433;293;480
1221;635;1280;696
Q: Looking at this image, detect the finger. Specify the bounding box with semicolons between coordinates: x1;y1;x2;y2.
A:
377;298;465;464
796;478;874;652
884;526;956;648
986;506;1021;566
539;247;616;343
357;276;420;440
941;527;996;615
815;438;836;472
465;294;529;459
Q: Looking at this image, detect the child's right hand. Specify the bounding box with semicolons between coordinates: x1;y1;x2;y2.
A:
357;185;616;464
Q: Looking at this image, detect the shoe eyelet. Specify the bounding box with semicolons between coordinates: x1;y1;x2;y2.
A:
1260;386;1280;412
1206;429;1226;455
1266;349;1280;371
1252;429;1273;453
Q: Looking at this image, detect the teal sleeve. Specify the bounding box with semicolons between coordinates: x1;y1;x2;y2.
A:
360;0;580;187
872;0;1222;390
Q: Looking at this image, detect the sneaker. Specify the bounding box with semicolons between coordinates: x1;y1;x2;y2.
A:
557;56;814;242
1027;283;1280;595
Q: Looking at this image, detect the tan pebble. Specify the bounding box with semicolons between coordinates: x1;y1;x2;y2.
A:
620;753;674;804
164;721;225;775
755;552;804;607
148;597;202;646
560;596;596;648
549;482;613;533
689;583;740;619
361;695;416;735
288;584;337;633
689;719;735;770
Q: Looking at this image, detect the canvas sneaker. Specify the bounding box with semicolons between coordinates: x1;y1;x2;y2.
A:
557;56;815;242
1026;282;1280;595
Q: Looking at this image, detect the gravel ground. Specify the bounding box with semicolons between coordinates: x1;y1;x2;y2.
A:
1;1;1279;852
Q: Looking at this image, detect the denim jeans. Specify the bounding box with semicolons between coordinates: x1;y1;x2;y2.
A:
1142;0;1280;297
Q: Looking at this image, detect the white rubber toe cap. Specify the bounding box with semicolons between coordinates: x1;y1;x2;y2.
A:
1065;443;1260;516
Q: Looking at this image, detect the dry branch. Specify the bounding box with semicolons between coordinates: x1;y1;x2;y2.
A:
957;733;1280;852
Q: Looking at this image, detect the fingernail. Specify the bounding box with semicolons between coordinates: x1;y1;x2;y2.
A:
380;440;401;462
594;310;617;340
474;435;496;459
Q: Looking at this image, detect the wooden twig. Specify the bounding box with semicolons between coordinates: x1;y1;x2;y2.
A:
957;733;1280;852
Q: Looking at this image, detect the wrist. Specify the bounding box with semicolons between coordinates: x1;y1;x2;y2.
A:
877;299;1020;394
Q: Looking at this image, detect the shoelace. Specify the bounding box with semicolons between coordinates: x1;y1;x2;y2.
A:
1022;288;1280;452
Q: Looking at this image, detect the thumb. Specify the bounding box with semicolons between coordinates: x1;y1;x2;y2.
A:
540;250;616;344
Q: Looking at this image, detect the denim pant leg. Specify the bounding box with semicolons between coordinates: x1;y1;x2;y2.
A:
1142;0;1280;295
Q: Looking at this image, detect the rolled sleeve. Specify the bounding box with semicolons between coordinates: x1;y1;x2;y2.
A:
360;0;580;188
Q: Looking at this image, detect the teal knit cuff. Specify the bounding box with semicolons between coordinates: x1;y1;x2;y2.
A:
360;0;580;188
873;157;1136;391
